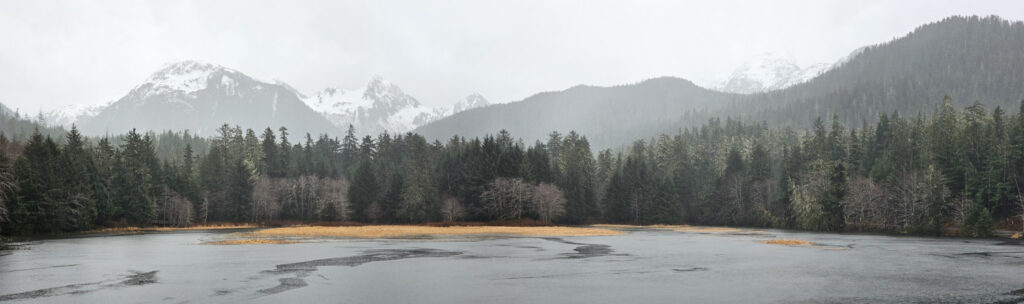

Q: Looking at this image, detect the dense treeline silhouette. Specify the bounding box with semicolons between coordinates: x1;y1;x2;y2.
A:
1;98;1023;237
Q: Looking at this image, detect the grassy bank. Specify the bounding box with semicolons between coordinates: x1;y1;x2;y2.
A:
248;225;623;239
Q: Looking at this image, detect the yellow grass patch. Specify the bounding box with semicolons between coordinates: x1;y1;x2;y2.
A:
760;238;847;250
591;224;685;229
250;225;624;239
204;239;298;245
674;226;744;233
672;226;768;234
761;239;814;246
592;224;767;235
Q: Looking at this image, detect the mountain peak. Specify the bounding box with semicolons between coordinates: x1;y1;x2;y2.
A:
148;60;231;83
453;93;490;113
78;60;339;137
361;76;420;109
133;60;236;98
717;52;827;94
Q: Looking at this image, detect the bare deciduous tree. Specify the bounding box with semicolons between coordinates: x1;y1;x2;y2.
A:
1016;193;1024;236
481;177;532;220
1014;177;1024;235
950;195;973;229
531;183;566;223
250;176;349;223
440;196;466;222
0;164;13;224
252;177;280;223
709;173;745;225
842;176;889;231
747;178;779;226
157;186;193;227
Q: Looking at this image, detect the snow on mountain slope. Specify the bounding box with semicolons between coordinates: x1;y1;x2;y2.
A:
304;77;491;135
716;48;873;94
304;76;430;134
717;52;829;94
430;93;492;118
41;102;110;127
75;60;339;136
34;61;491;136
452;93;491;114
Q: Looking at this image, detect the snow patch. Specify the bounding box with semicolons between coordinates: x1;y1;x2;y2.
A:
137;61;226;98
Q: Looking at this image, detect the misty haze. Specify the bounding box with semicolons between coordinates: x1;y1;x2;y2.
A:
2;1;1024;303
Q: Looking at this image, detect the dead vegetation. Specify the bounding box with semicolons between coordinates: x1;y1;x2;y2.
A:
591;224;769;235
761;239;814;246
204;239;299;245
760;238;848;250
591;224;684;229
249;225;623;239
673;226;746;233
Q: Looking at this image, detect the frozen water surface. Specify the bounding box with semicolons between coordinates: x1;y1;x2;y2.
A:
1;228;1023;303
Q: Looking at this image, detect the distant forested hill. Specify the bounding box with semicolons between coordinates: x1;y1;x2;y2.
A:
416;16;1024;149
415;77;738;149
733;15;1024;127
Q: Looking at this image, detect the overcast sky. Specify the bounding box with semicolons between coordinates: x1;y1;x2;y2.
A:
0;0;1021;113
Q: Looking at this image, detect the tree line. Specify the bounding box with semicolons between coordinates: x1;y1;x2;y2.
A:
1;98;1023;237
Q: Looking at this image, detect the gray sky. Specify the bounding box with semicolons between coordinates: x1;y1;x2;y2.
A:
1;0;1021;113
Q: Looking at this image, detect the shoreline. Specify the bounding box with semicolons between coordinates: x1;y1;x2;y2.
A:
2;223;1020;243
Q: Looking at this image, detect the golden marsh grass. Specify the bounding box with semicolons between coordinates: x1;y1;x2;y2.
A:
250;225;624;239
761;239;814;246
204;239;299;245
761;238;847;250
591;224;685;229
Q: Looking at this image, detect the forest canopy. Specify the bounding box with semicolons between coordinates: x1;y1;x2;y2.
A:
1;97;1023;238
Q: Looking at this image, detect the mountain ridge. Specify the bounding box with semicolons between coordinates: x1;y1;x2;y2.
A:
416;15;1024;149
74;60;340;137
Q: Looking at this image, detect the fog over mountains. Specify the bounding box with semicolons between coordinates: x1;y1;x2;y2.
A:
416;16;1024;149
13;16;1024;151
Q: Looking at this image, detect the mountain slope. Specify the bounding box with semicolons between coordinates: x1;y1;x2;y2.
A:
717;53;829;94
415;78;737;149
733;15;1024;126
303;78;492;135
416;15;1024;149
41;103;109;128
303;76;438;135
78;61;340;137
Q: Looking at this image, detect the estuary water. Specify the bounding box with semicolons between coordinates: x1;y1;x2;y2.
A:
1;227;1022;303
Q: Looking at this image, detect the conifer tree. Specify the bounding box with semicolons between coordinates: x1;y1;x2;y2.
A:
347;160;378;222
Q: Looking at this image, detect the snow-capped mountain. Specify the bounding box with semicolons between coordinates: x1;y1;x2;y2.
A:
715;48;875;94
304;77;491;135
304;76;435;135
451;93;491;114
33;61;492;137
429;93;492;118
41;102;110;128
76;61;339;137
716;53;830;94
